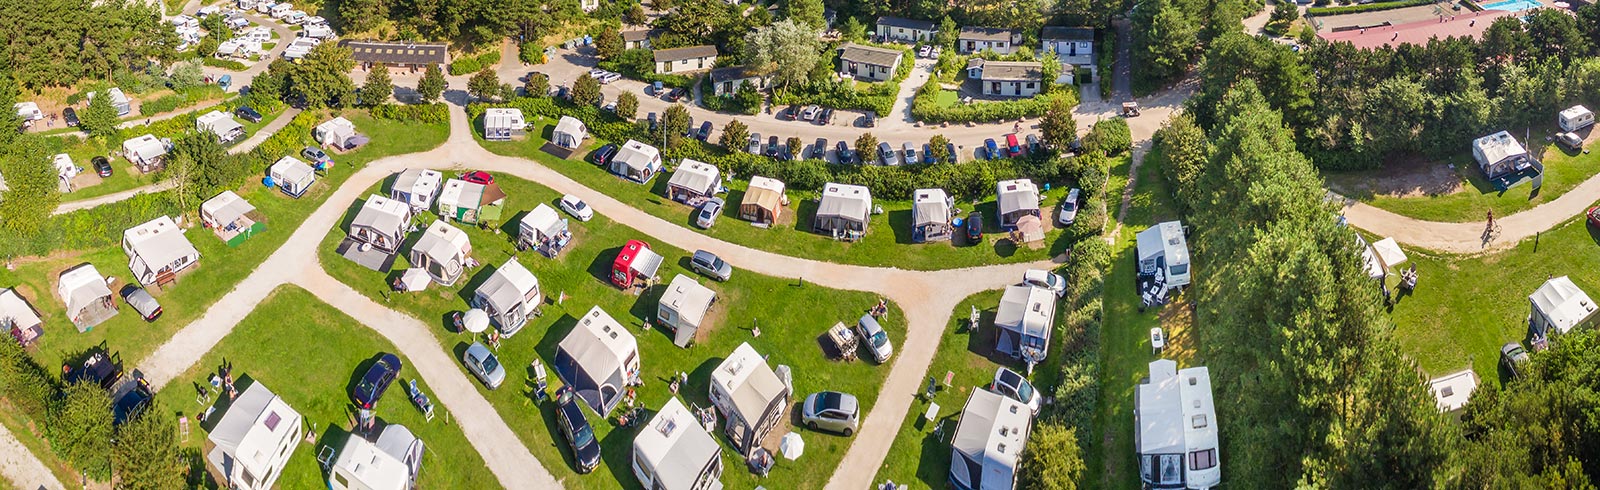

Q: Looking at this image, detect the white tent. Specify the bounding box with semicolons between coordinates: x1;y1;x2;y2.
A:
658;274;716;347
1560;105;1595;132
398;268;432;292
390;169;443;213
631;397;724;490
483;108;526;141
1529;276;1598;337
472;258;542;337
269;156;317;198
57;264;116;332
949;389;1032;490
813;183;872;237
1428;369;1478;413
329;424;424;490
995;179;1040;230
993;285;1055;366
200;190;260;243
408;220;472;286
912;188;953;242
207;382;303;490
350;195;410;253
553;116;588;148
123;215;201;286
666;159;721;204
555;306;640;416
197;110;245;142
610;139;662;183
122;134;168;171
0;288;45;346
709;342;790;454
315;117;363;149
1360;236;1408;280
516;204;571;255
1135;359;1220;489
739;176;785;224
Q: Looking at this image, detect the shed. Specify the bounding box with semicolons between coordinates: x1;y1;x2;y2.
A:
994;285;1055;365
977;61;1044;98
0;288;45;347
315;117;366;150
709;342;790;455
1428;369;1478;413
666;159;720;204
1471;131;1536;180
200;191;263;246
328;424;424;490
471;258;542;337
912;188;953;242
350;194;411;254
123;216;200;287
437;179;506;224
957;27;1019;54
739;176;785;224
389;169;442;213
813;183;872;238
407;220;472;286
1135;221;1191;291
207;381;303;490
121;134;169;172
611;240;664;289
483;108;525;141
610;140;662;183
57;264;117;332
949;389;1032;490
555;306;641;416
553;116;588;149
1134;359;1221;489
197;110;246;143
995;179;1040;230
838;43;903;82
708;66;762;97
1560;105;1595;132
516;204;571;257
269;156;317;198
631;397;725;490
1529;275;1598;338
658;274;716;348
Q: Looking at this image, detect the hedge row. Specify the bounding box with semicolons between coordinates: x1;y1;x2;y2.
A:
448;50;503;76
771;79;899;116
370;102;450;123
909;77;1080;124
1307;0;1431;16
203;57;248;71
1039;146;1113;445
137;85;224;117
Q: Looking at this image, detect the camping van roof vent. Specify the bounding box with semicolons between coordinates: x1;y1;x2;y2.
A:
655;416;677;436
1191;414;1208;429
1188;377;1197;386
996;443;1008;454
1032;304;1041;312
1009;404;1018;414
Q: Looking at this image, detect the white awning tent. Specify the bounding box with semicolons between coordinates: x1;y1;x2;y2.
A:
315;117;362;149
995;179;1040;229
408;220;472;286
329;424;424;490
207;382;303;490
483;108;526;141
666;159;721;202
993;285;1055;363
269;156;317;198
472;258;542;336
555;306;640;416
57;264;116;332
350;194;410;253
53;153;78;181
949;389;1032;490
739;176;785;224
553;116;588;149
197;110;245;142
813;183;872;235
122;134;168;168
390;168;443;212
123;215;201;286
0;288;45;346
658;274;717;347
610;140;662;183
1428;369;1478;412
13;102;42;121
709;342;790;455
631;397;725;490
200;190;258;240
517;204;570;253
1529;275;1598;337
1360;236;1408;280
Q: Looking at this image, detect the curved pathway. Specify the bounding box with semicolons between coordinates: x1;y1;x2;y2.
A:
1335;182;1600;254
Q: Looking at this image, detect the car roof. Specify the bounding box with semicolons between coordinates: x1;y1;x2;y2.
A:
466;342;491;359
559;397;588;426
996;367;1021;386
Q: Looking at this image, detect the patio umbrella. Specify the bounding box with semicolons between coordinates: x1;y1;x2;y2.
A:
399;268;431;292
463;309;490;334
779;432;805;460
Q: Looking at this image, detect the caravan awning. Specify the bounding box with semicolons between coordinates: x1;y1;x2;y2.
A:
630;246;664;279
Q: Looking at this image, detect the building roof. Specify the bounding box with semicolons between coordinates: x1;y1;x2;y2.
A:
122;134;167;162
477;258;539;314
950;389;1032;490
332;424;422;490
913;188;951;227
1428;369;1478;412
339;40;449;65
1041;26;1095;41
742;176;785;213
352;194;409;235
1473;131;1528;164
1136;359;1220;488
519;203;567;239
711;343;787;425
208;382;302;480
995;179;1039;215
839;43;903;67
201;190;256;226
994;285;1055;341
58;264;112;316
1530;276;1597;335
123;215;199;272
412;220;470;265
653;45;718;63
667;159;720;196
816;183;872;222
979;61;1044;82
633;397;723;490
483;108;525;131
0;288;43;331
876;16;936;31
660;274;716;329
1136;221;1189;267
709;66;760;85
958;27;1016;43
621;29;658;42
614;140;662;173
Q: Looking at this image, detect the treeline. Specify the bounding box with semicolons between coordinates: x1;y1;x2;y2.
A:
334;0;589;45
1154;80;1455;487
0;0;178;90
1130;0;1263;91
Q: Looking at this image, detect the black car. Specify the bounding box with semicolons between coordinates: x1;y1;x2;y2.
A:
812;138;828;159
120;285;162;322
591;143;619;166
235;106;263;123
92;156;113;177
666;87;688;102
697;121;713;141
647;113;658;132
860;113;876;128
765;135;780;157
835;141;855;164
818;107;834;125
966;213;984;242
62;107;79;127
781;105;799;121
556;390;602;473
353;353;402;410
778;144;793;161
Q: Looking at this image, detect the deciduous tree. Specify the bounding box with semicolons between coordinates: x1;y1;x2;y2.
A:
856;132;879;163
291;42;357;107
1039;96;1077;149
1019;424;1084;490
744;20;823;88
417;63;447;103
928;134;951;162
468;67;501;101
660;103;691;147
524;72;550;97
718;119;750;149
572;73;602;107
361;65;394;106
596;26;624;60
616;91;639;119
80;91;120;139
786;0;825;30
113;402;187;490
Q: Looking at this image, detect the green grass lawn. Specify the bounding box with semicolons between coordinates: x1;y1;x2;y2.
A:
474;117;1082;270
317;173;907;489
1327;144;1600;222
0;111;447;485
933;90;960;108
150;285;502;489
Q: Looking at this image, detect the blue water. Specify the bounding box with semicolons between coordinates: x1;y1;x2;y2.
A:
1482;0;1541;11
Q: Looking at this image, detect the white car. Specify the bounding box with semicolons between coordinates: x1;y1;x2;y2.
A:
559;194;594;222
1057;188;1081;226
991;367;1040;415
1023;269;1066;297
918;45;933;58
598;72;622;84
587;68;607;79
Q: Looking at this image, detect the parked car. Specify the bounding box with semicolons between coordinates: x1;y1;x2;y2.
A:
800;105;821;121
697;121;713;141
598;72;622;84
918;45;933;58
461;170;494;185
352;352;401;410
945;143;959;163
860;113;876;127
1500;342;1530;379
691;249;733;281
647;113;658;132
812;138;829;159
1556;132;1584;150
559;194;594;221
878;142;898;165
856;315;893;363
781;105;799;121
555;389;602;473
778;144;794;161
991;367;1041;415
63;107;79;127
983;139;1000;160
1005;133;1022;156
302;146;331;166
765;136;780;158
587;68;608;79
1026;134;1042;154
462;342;505;389
836;141;855;164
602;101;618;112
235;105;263;123
592;143;619;165
1057;188;1081;226
902;142;917;164
818;107;835;125
696;197;725;229
1023;269;1067;297
92;156;113;177
801;391;860;436
1589;205;1600;228
651;81;664;95
747;133;763;155
921;144;936;164
666;87;688;102
966;213;984;242
119;285;162;322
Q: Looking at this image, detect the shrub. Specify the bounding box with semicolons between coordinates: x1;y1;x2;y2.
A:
370;103;450;123
597;48;697;88
448;50;503;76
1306;0;1430;15
1083;118;1131;156
202;58;248;71
910;77;1080;124
772;78;898;116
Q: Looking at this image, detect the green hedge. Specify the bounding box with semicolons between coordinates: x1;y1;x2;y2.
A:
137;85;224;117
1307;0;1431;16
203;57;248;71
909;76;1080;124
771;79;899;116
448;50;503;76
370;103;450;123
1460;0;1484;11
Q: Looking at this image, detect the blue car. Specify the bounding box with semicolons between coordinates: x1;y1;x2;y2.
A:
946;143;959;163
984;139;999;160
922;144;936;164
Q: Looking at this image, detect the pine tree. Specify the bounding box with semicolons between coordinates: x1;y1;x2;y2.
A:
362;65;394;107
616;91;639;119
417;64;447;103
113;402;187;490
54;380;113;480
80;90;120;139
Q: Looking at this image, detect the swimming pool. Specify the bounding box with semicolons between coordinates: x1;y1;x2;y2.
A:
1482;0;1541;10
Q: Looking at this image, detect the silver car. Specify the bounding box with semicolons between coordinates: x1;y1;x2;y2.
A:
696;198;725;229
991;367;1040;415
462;342;505;390
691;250;733;281
801;391;860;436
856;314;893;363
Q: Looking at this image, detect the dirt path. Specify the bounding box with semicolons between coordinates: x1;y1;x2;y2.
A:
0;422;61;490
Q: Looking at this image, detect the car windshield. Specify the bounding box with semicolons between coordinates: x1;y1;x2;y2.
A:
1063;201;1078;211
1016;376;1035;402
573;423;595;447
480;354;500;373
573;201;587;211
871;331;889;348
713;257;726;270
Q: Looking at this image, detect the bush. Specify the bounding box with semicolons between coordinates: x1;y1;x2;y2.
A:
1306;0;1430;15
772;78;899;116
597;48;697;88
202;58;248;71
910;77;1080;124
137;85;224;117
370;103;450;123
1083;118;1131;156
448;50;503;76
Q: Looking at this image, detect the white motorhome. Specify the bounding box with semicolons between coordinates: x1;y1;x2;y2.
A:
1560;105;1595;132
1135;221;1191;291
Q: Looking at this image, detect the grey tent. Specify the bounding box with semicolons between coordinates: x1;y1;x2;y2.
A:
554;306;641;416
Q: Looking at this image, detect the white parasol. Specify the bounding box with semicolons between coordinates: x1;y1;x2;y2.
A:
399;268;431;292
779;432;805;460
463;308;490;334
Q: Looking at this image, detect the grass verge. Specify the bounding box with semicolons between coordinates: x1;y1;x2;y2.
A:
1328;144;1600;222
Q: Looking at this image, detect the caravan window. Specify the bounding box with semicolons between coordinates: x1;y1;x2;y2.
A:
1189;448;1217;470
1168;264;1189;276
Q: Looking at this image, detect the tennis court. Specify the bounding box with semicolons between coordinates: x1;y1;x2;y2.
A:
1313;3;1460;32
